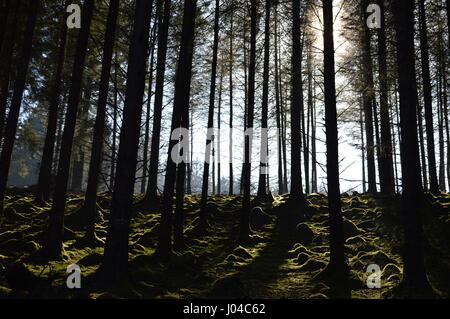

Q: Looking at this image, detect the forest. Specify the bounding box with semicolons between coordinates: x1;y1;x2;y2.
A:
0;0;449;300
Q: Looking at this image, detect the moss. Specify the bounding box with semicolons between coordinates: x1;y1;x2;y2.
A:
250;207;272;230
295;252;310;265
299;259;326;272
288;243;311;257
77;252;103;266
209;274;248;298
232;246;252;260
343;218;361;237
295;223;314;245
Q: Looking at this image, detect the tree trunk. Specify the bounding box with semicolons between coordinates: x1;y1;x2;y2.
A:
437;72;446;191
36;8;68;203
290;0;305;204
145;0;172;203
44;0;95;258
319;0;348;291
0;0;21;143
141;26;157;194
199;0;220;227
110;55;119;190
274;5;283;195
417;101;428;190
217;62;223;195
361;0;377;194
376;0;394;195
99;0;153;280
418;0;439;193
240;0;257;241
0;0;39;216
228;1;234;196
157;0;197;260
81;0;120;239
256;0;271;199
392;0;432;294
70;86;92;192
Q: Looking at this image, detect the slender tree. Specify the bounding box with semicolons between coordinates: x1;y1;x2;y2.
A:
274;5;283;194
290;0;306;205
391;0;433;295
98;0;153;280
418;0;439;193
240;0;257;241
361;0;377;194
256;0;271;200
0;0;21;143
81;0;120;240
0;0;39;216
199;0;220;228
43;0;95;258
141;25;157;194
35;5;68;203
376;0;394;195
157;0;197;259
228;0;234;196
316;0;349;293
145;0;172;203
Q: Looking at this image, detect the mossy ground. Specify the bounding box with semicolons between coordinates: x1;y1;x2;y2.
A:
0;188;449;299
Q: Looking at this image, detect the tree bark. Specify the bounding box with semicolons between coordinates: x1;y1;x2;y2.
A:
256;0;271;199
36;7;68;203
157;0;197;259
376;0;394;195
145;0;172;203
240;0;257;241
290;0;306;203
392;0;432;293
199;0;220;227
0;0;21;143
0;0;39;215
361;0;377;193
319;0;348;290
99;0;153;280
418;0;439;193
82;0;120;239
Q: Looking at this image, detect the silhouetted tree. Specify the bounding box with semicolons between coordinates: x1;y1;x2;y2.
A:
43;0;95;258
316;0;349;293
81;0;120;240
99;0;153;280
392;0;433;295
145;0;172;203
157;0;198;259
35;3;68;203
199;0;220;229
0;0;39;216
256;0;271;200
240;0;257;241
418;0;439;194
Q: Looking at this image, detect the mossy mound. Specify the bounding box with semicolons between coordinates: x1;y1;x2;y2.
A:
77;252;103;266
209;275;248;298
231;246;252;260
343;218;361;237
345;235;366;245
295;252;310;265
382;263;402;279
298;259;326;272
250;207;272;230
295;223;314;246
288;243;311;257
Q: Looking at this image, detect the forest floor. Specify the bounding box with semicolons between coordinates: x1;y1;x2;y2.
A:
0;189;449;299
